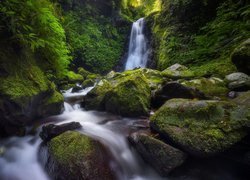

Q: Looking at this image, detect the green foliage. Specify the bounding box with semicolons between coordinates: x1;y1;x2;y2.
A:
62;6;127;74
151;0;250;76
0;0;71;77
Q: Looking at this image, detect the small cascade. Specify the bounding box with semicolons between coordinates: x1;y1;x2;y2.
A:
125;18;149;70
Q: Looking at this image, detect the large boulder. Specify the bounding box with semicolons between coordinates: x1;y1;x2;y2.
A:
232;39;250;75
150;99;250;157
85;69;158;117
47;131;115;180
0;65;64;137
152;82;206;108
105;74;151;117
225;72;250;91
128;133;187;176
161;64;195;80
180;77;229;98
84;79;112;110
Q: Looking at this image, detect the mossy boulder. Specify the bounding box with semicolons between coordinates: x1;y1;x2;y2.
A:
66;71;84;83
161;64;195;80
180;77;229;98
152;82;206;108
85;68;161;117
128;133;187;176
0;60;63;136
47;131;115;180
232;39;250;75
84;79;112;110
105;74;151;117
150;99;250;157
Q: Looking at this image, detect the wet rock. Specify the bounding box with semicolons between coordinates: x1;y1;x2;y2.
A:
71;85;82;93
128;133;187;176
40;122;82;142
152;82;206;108
84;79;112;110
228;91;238;99
81;79;95;88
47;131;115;180
150;99;249;157
161;64;195;80
231;38;250;75
225;72;250;91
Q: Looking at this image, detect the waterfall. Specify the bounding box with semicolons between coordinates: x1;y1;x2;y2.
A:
125;18;148;70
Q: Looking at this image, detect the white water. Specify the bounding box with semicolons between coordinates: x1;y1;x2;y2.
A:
0;86;162;180
125;18;149;70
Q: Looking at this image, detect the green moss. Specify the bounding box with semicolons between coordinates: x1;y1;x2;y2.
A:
62;5;129;74
180;77;229;97
150;99;249;155
105;74;151;116
161;69;195;80
48;131;93;165
149;0;249;77
85;79;113;110
66;71;83;82
45;90;63;105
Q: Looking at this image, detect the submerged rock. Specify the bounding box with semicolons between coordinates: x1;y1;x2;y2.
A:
40;122;82;142
128;133;187;176
150;99;249;157
231;39;250;75
47;131;115;180
161;64;195;80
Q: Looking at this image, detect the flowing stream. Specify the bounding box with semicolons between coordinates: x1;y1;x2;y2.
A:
125;18;148;70
0;86;162;180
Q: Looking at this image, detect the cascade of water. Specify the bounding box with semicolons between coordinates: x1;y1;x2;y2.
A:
125;18;149;70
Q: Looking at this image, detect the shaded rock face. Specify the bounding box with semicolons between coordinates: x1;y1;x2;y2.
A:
225;72;250;91
46;131;115;180
150;99;249;157
232;39;250;75
0;89;63;137
128;133;187;176
152;82;206;108
40;122;82;142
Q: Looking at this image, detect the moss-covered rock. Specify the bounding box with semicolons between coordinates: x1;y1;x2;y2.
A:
232;39;250;75
105;73;151;117
232;91;250;108
84;79;113;110
180;77;229;98
161;64;195;80
0;49;64;137
128;133;187;176
66;71;84;83
150;99;250;156
47;131;115;180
